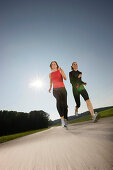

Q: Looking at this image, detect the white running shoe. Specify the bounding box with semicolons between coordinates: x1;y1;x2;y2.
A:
61;118;65;127
61;118;68;129
64;124;68;130
75;110;78;116
64;119;68;130
64;119;68;125
75;107;78;116
92;112;98;122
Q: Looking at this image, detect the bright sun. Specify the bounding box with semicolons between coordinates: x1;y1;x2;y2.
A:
29;77;44;89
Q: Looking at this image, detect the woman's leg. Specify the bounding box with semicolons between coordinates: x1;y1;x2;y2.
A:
61;88;68;120
85;99;94;117
53;88;66;127
53;89;64;117
81;89;98;121
86;99;98;122
73;87;80;116
80;89;94;117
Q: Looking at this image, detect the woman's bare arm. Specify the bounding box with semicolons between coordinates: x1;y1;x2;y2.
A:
58;68;67;80
49;73;52;92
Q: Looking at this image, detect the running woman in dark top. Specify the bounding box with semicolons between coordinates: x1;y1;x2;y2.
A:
49;61;68;128
69;62;98;122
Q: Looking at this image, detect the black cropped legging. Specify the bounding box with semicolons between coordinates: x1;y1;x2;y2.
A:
53;87;68;120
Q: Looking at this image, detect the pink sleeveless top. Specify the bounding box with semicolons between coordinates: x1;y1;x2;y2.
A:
51;70;65;89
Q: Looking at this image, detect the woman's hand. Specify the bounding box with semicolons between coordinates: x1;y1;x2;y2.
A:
49;88;51;93
58;67;67;80
84;82;87;86
58;67;62;73
78;74;82;78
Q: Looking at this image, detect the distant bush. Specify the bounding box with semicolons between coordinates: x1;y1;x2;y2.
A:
0;110;51;137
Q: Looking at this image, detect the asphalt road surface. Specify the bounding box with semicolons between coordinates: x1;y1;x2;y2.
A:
0;117;113;170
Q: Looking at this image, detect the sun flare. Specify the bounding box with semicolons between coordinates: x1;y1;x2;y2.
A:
29;77;44;89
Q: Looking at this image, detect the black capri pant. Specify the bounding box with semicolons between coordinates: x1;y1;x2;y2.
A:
53;87;68;120
72;85;89;108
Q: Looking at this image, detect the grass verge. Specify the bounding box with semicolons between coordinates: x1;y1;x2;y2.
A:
99;108;113;118
0;128;48;144
69;108;113;124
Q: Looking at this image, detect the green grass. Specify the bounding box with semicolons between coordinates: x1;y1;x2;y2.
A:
69;115;92;124
0;128;48;144
99;108;113;118
69;108;113;124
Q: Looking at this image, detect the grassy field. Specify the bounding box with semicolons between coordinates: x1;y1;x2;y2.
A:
69;108;113;124
0;128;48;144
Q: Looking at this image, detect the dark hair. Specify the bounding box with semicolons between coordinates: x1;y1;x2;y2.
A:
50;61;59;70
71;66;74;70
71;62;77;70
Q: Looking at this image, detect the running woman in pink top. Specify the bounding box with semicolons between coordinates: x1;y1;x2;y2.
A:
49;61;68;129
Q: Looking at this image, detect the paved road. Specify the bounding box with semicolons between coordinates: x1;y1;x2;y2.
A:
0;117;113;170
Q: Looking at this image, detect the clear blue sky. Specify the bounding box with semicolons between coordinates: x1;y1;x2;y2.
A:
0;0;113;120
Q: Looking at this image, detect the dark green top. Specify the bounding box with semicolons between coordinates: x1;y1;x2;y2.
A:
69;70;85;88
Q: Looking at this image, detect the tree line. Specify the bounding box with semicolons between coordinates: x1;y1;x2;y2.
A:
0;110;52;137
